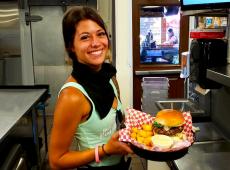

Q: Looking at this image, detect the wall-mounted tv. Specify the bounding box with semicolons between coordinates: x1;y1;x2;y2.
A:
181;0;230;11
140;6;181;65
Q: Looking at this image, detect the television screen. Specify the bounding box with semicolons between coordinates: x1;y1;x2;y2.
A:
140;6;180;65
181;0;230;10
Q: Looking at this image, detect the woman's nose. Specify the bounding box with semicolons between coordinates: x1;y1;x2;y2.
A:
91;36;100;47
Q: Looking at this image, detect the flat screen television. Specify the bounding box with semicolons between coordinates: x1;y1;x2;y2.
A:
140;6;181;65
181;0;230;11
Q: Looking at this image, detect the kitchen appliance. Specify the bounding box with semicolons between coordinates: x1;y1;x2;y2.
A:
190;38;228;89
0;139;28;170
0;0;22;85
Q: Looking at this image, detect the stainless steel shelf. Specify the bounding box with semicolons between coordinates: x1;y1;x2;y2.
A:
182;8;229;16
207;64;230;87
135;69;181;75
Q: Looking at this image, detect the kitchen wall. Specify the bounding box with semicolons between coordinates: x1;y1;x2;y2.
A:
98;0;112;36
115;0;133;110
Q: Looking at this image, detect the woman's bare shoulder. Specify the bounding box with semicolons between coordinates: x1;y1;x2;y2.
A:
55;76;91;119
53;86;91;124
58;85;87;107
60;77;85;104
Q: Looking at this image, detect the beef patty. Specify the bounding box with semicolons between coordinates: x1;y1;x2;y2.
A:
153;126;184;136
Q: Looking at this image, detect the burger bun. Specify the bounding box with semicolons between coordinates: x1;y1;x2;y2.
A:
154;109;185;127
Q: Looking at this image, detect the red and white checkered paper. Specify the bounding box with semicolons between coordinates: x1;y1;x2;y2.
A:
119;108;194;151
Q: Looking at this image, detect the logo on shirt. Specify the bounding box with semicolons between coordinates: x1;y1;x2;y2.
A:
100;123;116;139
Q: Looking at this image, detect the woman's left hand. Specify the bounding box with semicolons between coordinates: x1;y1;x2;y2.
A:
103;131;133;155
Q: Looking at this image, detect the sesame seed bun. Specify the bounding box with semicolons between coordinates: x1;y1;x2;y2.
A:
155;109;185;127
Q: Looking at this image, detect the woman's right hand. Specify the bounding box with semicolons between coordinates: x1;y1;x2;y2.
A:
103;131;133;155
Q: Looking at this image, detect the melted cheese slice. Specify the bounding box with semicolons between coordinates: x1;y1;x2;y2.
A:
163;126;170;131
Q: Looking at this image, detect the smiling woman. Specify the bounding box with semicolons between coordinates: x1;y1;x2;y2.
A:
48;6;133;170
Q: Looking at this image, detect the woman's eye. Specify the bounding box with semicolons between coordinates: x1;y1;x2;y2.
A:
98;32;106;37
80;35;89;40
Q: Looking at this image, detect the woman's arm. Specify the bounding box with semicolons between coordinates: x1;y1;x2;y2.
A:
48;86;133;169
49;87;97;169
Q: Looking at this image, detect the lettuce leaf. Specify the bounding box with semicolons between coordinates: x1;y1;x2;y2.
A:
153;121;163;128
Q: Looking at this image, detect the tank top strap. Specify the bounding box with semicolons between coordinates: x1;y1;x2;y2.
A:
58;82;94;104
109;79;118;98
109;79;122;111
59;80;121;110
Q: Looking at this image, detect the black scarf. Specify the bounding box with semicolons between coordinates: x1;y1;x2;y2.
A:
71;60;117;119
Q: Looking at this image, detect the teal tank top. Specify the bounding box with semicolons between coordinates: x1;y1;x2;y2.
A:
59;79;123;167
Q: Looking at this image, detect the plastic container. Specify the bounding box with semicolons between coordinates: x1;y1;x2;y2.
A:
141;77;169;114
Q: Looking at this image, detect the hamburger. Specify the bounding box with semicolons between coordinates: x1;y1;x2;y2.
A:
151;109;186;149
153;109;185;136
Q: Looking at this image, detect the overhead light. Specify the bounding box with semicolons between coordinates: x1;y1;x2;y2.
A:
0;9;18;13
143;6;161;8
0;18;19;24
0;13;18;17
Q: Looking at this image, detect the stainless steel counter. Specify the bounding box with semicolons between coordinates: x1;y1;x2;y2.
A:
174;141;230;170
0;88;47;142
193;122;226;142
148;121;229;170
171;122;230;170
207;64;230;87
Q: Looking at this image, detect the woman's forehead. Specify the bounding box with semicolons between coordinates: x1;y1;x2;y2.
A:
76;19;104;33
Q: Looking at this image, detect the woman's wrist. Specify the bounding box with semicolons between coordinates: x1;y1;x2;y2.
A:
102;144;111;156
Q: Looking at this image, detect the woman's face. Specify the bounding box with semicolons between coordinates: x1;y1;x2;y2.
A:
72;19;109;71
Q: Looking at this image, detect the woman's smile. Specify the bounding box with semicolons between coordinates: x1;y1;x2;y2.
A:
88;49;103;56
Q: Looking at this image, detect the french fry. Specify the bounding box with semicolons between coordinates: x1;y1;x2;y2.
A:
130;132;137;139
131;127;138;133
142;124;153;131
137;135;144;144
